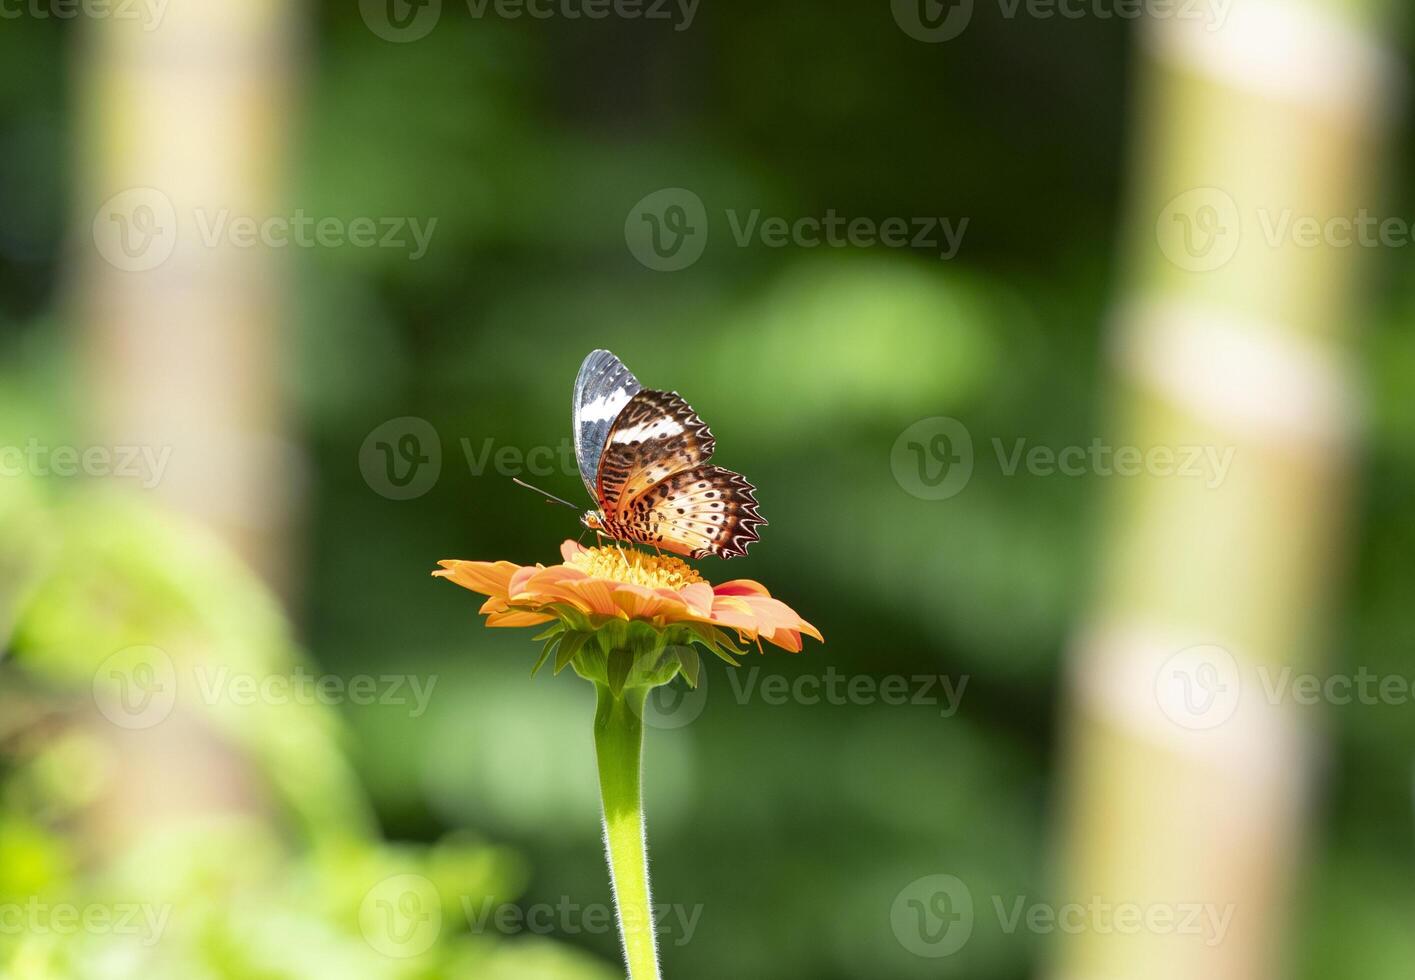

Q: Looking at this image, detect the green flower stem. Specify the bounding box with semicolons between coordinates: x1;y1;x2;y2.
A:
593;681;662;980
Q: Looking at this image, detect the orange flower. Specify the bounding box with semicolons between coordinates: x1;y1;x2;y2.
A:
434;540;822;654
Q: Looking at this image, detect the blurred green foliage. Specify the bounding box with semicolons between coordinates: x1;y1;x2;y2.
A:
2;2;1415;978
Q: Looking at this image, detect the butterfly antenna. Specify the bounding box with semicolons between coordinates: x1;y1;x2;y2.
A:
512;477;580;511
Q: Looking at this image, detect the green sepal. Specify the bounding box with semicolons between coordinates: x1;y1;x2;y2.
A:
531;623;564;643
675;645;701;688
595;620;629;657
606;649;634;697
555;631;589;674
628;620;667;660
547;604;593;633
686;623;743;666
531;635;560;677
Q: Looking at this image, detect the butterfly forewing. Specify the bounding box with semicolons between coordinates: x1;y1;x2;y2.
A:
595;390;715;508
572;350;642;499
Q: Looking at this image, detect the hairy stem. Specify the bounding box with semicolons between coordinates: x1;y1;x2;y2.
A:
593;682;661;980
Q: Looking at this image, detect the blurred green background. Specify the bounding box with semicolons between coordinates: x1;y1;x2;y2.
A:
2;2;1414;978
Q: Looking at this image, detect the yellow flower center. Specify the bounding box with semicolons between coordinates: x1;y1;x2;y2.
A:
568;546;704;590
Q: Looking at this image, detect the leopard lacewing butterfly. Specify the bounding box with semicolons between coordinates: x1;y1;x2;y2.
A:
559;349;765;559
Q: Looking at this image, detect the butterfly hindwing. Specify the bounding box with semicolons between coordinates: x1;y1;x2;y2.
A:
607;464;765;560
595;389;715;509
573;350;642;499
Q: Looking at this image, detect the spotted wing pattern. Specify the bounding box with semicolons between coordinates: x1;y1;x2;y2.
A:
604;464;765;560
595;389;715;506
573;349;642;500
594;388;764;559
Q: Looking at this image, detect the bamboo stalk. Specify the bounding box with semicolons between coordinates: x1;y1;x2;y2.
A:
69;0;300;844
1048;3;1393;979
74;0;298;588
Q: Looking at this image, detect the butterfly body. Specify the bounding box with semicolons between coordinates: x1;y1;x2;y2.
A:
572;351;764;559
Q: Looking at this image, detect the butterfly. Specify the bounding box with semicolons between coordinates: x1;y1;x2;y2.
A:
569;349;764;559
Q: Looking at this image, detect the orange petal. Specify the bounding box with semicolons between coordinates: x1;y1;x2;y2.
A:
507;563;548;598
770;629;804;653
560;539;587;562
610;583;669;621
675;582;715;619
433;560;521;598
707;595;761;639
485;608;557;627
740;595;816;649
713;579;772;598
563;576;621;618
